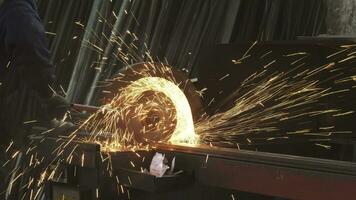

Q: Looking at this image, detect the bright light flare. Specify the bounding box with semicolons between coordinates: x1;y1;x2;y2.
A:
82;63;199;151
127;77;198;144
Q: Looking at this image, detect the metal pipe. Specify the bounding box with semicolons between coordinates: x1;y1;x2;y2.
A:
71;103;100;113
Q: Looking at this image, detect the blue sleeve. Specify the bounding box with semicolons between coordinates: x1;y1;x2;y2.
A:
5;3;55;98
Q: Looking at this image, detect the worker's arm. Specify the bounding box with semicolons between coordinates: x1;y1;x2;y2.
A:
4;1;69;121
4;2;54;98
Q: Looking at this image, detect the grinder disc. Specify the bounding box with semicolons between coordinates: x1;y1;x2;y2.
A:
99;62;202;144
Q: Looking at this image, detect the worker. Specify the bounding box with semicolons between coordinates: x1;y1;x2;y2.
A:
0;0;69;196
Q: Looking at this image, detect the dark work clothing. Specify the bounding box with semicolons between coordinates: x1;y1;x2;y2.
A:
0;0;55;197
0;0;55;147
0;0;55;98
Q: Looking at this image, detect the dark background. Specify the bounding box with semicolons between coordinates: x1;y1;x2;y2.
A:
36;0;329;104
35;0;356;160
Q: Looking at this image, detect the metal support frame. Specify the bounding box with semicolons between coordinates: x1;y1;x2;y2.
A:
28;135;356;199
155;144;356;200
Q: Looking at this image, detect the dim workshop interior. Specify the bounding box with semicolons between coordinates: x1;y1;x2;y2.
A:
0;0;356;199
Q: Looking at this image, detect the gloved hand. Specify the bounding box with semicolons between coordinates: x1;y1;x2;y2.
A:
40;94;70;121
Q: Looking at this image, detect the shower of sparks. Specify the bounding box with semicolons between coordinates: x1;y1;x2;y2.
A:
80;63;198;151
2;8;356;199
195;43;355;146
65;22;355;152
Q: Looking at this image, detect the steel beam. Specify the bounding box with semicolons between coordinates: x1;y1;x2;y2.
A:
155;144;356;200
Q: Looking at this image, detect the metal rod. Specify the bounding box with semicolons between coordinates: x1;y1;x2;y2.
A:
71;103;100;113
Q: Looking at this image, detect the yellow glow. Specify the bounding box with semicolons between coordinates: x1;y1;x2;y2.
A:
125;77;198;144
81;64;199;151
